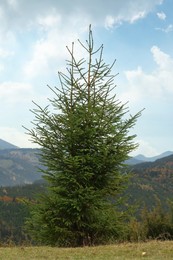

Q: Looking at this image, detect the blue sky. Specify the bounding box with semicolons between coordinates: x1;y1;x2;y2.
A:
0;0;173;156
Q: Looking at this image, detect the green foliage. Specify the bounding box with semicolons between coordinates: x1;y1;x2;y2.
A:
141;200;173;240
25;26;141;246
0;201;30;245
124;155;173;215
127;199;173;242
0;183;46;199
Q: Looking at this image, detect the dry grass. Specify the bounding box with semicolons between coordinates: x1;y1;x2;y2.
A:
0;240;173;259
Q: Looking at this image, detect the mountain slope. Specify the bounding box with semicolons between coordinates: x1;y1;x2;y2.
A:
1;153;173;211
0;148;42;186
0;138;173;199
127;154;173;209
0;139;19;150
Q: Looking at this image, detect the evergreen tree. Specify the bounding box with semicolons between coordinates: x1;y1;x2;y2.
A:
25;26;141;246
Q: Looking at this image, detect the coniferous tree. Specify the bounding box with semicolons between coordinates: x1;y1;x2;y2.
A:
25;26;141;246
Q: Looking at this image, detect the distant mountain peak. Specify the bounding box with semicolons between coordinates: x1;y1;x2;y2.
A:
0;139;19;150
134;151;173;163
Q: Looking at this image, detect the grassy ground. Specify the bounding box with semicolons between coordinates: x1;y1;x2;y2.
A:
0;240;173;259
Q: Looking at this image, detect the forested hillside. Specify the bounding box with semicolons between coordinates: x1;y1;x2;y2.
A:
0;182;46;244
128;154;173;209
1;153;173;244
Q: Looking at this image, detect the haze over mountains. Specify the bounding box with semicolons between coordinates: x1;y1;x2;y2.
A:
126;151;173;165
1;138;172;161
0;138;173;187
134;151;173;162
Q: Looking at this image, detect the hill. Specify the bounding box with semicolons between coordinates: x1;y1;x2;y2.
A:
0;138;173;205
0;148;42;186
1;138;172;186
0;153;173;244
1;152;173;207
127;154;173;209
0;139;19;150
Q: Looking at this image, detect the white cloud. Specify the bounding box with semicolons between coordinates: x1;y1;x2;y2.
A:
23;26;80;78
157;11;166;20
105;10;146;29
37;13;61;30
0;48;14;58
104;0;162;29
150;46;173;93
0;0;167;154
23;10;89;79
0;64;4;72
7;0;18;9
0;81;34;103
0;0;164;34
105;15;122;29
155;24;173;33
0;127;36;148
120;46;173;105
164;24;173;33
121;66;162;103
130;11;146;23
133;139;159;157
0;0;163;79
151;45;173;69
23;0;164;78
24;36;58;78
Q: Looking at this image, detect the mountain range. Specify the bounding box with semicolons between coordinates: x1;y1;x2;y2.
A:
0;139;43;186
126;151;173;165
1;139;173;245
134;151;173;162
127;153;173;209
0;148;43;186
0;139;173;193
